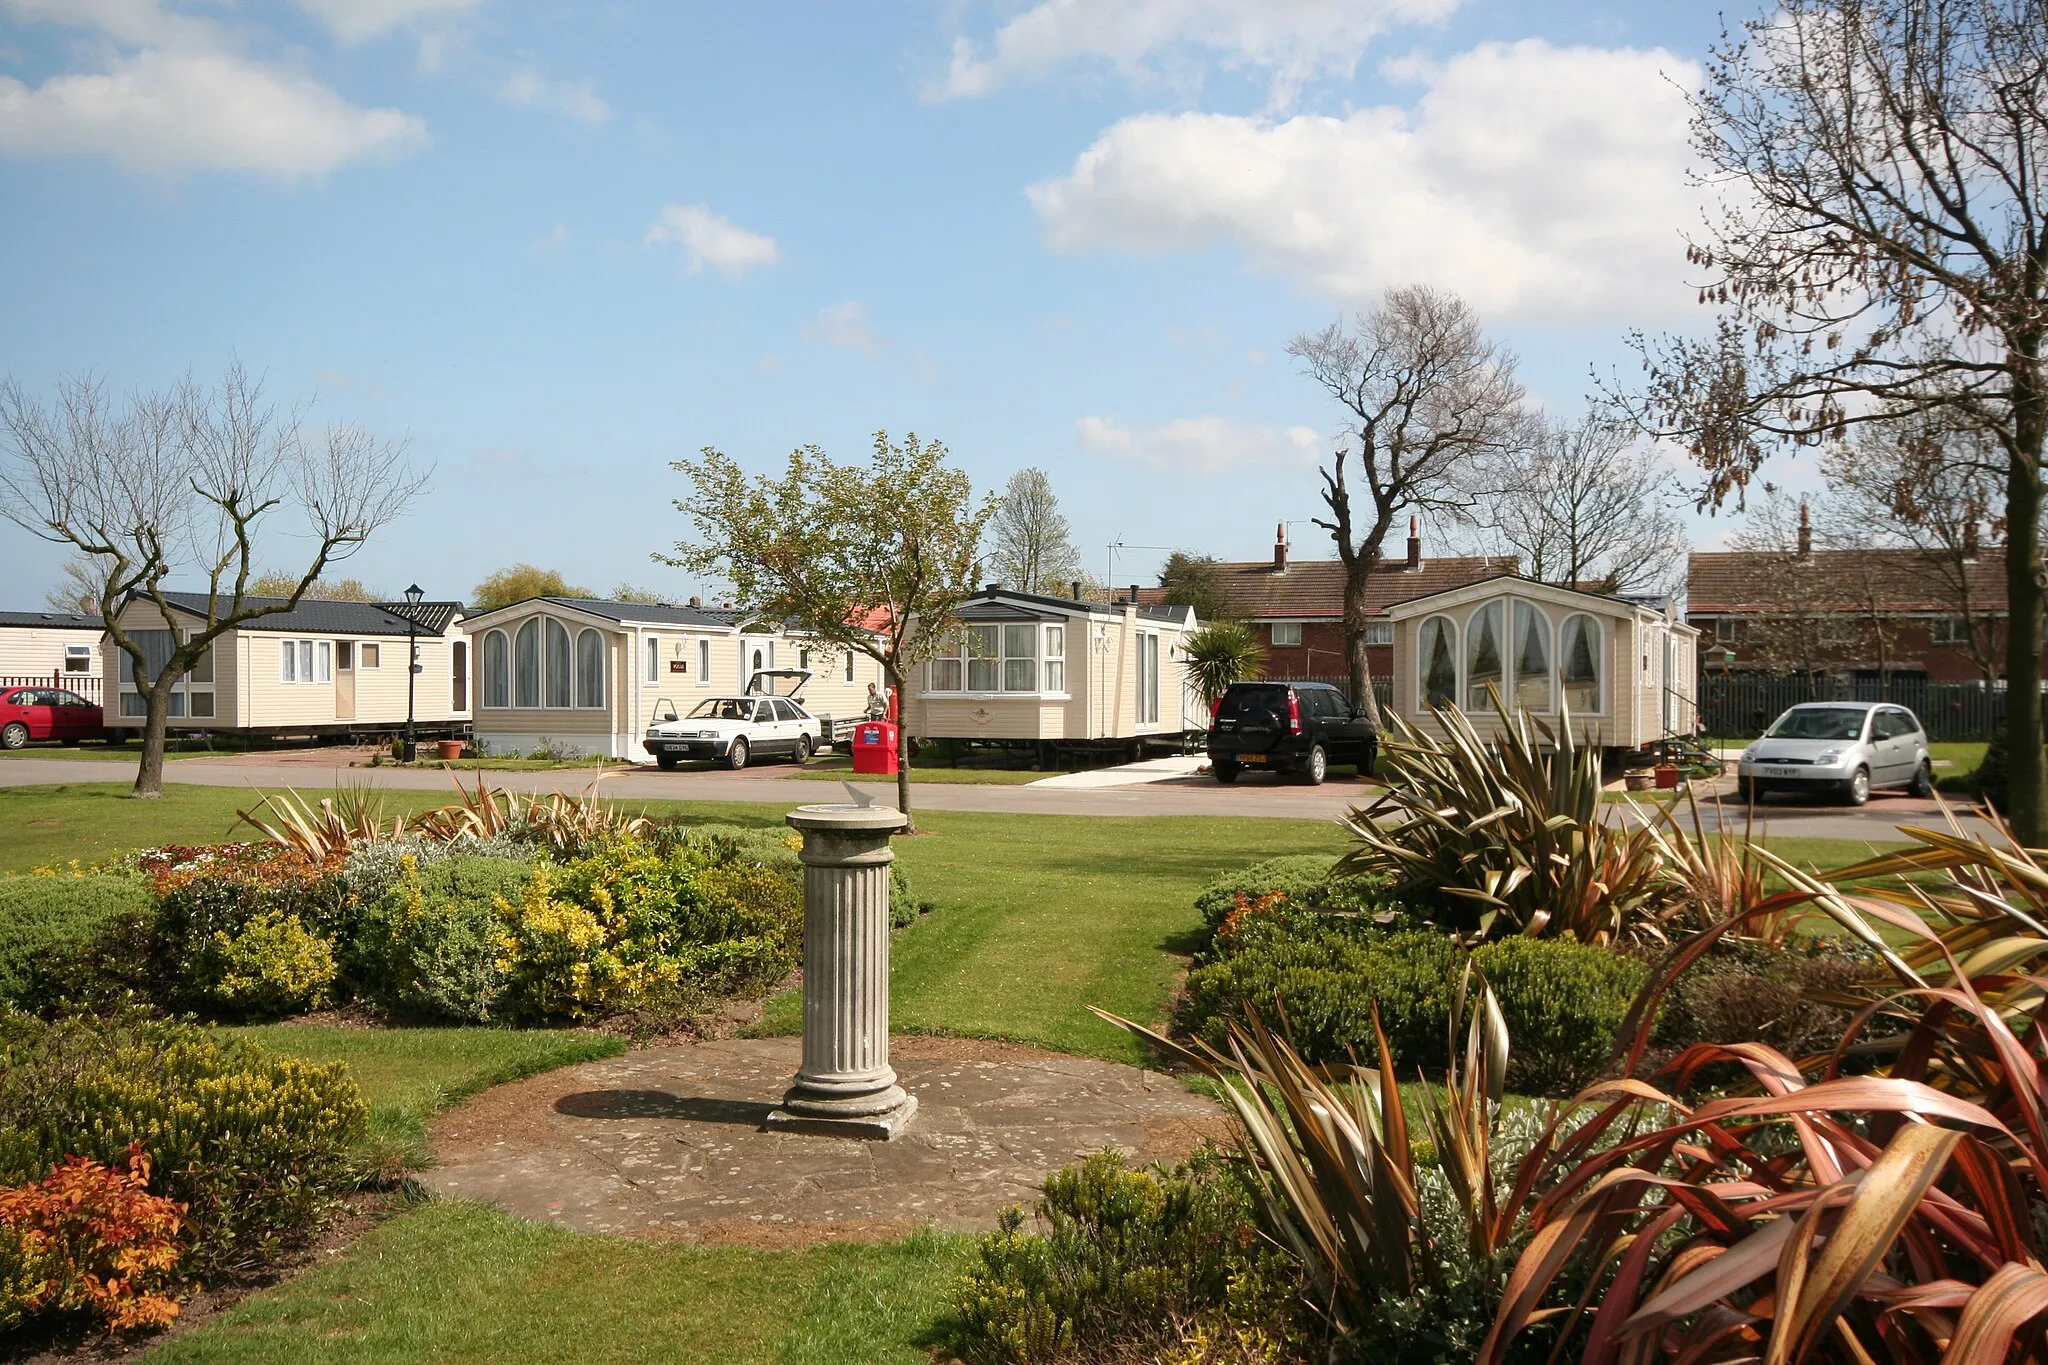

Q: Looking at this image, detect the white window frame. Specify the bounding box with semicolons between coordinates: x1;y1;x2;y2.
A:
1558;613;1605;716
1135;631;1160;725
575;628;606;709
1363;621;1392;647
1043;625;1066;694
63;645;92;673
698;637;713;687
924;620;1071;698
646;635;662;685
1509;601;1554;714
1418;614;1459;710
1270;622;1303;647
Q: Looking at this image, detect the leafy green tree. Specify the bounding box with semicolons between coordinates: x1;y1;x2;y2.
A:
663;431;997;826
470;564;591;612
1182;621;1267;708
1159;552;1233;622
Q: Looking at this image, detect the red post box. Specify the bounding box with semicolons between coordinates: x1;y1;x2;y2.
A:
852;720;900;775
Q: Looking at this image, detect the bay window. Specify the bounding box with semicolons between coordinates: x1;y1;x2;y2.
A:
1043;626;1065;692
928;621;1070;694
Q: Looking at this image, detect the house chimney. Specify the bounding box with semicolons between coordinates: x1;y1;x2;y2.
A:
1129;583;1140;607
1797;501;1813;557
1273;522;1288;573
1071;579;1083;601
1406;515;1422;570
985;582;1000;593
689;595;702;608
1964;519;1980;560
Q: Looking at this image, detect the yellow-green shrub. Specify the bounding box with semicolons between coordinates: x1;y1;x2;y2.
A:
0;1011;367;1276
205;910;337;1015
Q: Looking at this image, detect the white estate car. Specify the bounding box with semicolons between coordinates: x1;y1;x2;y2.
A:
644;693;824;771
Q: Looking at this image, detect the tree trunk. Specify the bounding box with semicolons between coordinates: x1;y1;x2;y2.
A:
886;663;914;831
2002;354;2046;845
132;687;170;799
1343;562;1385;727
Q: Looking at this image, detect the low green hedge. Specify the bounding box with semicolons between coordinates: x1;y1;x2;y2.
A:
0;874;152;1007
1179;907;1649;1095
1191;853;1396;931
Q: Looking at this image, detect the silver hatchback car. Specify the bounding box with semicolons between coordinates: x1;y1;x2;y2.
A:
1736;701;1934;806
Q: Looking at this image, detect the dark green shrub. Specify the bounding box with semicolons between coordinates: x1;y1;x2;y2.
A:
944;1148;1297;1365
1181;908;1648;1093
0;1010;367;1277
1192;854;1395;931
0;875;151;1006
142;846;351;1018
1470;937;1648;1095
1655;937;1889;1062
354;854;535;1023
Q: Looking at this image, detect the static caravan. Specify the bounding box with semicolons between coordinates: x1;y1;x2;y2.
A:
905;586;1201;763
462;596;889;762
100;593;470;738
0;611;105;700
1385;575;1698;753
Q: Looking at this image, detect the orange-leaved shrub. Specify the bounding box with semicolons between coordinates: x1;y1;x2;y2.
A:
0;1144;184;1333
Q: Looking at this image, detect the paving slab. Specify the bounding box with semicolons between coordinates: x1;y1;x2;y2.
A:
426;1035;1230;1246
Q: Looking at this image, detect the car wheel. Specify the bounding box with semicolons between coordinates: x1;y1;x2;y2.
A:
1213;759;1241;784
1737;776;1760;803
0;722;27;750
1908;759;1934;798
1846;766;1871;806
1301;744;1328;786
792;734;811;764
727;737;750;771
656;752;680;771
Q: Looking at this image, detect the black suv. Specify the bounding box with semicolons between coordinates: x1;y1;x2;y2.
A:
1207;681;1377;785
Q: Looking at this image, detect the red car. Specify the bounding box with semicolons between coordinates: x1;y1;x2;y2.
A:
0;686;106;748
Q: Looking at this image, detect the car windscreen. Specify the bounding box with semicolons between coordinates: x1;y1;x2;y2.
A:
1765;707;1867;741
1216;685;1288;721
688;699;755;721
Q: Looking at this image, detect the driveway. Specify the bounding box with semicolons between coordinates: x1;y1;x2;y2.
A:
0;750;1991;837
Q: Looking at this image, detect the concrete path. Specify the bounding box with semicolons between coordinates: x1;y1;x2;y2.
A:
426;1035;1227;1244
0;750;1993;837
1025;755;1208;789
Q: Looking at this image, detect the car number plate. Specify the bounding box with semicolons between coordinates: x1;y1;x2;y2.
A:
1767;767;1798;777
1240;753;1266;765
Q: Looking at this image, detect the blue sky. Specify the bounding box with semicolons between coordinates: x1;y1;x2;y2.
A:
0;0;1779;606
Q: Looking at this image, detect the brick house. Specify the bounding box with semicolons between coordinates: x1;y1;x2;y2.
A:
1687;510;2035;686
1187;523;1515;682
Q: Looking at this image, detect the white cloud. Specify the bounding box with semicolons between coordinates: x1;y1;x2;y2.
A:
290;0;484;44
645;203;782;278
932;0;1461;107
499;67;610;124
1029;38;1701;324
1077;414;1322;475
0;0;428;177
801;301;884;353
531;223;569;251
0;48;426;176
754;355;783;375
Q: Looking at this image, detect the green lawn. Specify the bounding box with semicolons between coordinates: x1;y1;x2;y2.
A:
790;754;1058;784
144;1202;972;1365
227;1024;624;1157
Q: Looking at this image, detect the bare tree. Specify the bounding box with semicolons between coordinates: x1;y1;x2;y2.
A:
1288;285;1529;723
1735;490;1912;696
0;365;426;797
42;554;104;615
987;467;1083;595
1822;413;2008;681
1623;0;2048;840
1475;412;1689;594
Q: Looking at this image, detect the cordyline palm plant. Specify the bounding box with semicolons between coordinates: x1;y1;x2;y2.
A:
1478;807;2048;1364
1342;694;1678;944
1182;621;1267;709
1095;971;1542;1341
239;774;654;860
234;781;406;857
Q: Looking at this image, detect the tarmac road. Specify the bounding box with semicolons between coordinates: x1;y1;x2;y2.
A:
0;750;1996;840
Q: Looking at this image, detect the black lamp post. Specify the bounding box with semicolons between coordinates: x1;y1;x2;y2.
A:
402;583;423;761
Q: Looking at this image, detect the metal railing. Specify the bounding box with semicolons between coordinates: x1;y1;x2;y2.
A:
1696;672;2038;741
1266;675;1395;709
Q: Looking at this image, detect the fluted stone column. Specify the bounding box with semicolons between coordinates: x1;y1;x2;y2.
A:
765;803;917;1139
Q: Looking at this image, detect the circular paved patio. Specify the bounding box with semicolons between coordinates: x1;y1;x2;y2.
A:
427;1035;1230;1246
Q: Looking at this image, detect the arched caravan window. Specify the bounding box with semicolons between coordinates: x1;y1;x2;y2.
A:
545;619;573;708
1512;601;1553;712
482;631;509;709
576;629;605;708
1419;616;1458;709
514;619;540;708
1560;614;1603;714
1465;603;1504;709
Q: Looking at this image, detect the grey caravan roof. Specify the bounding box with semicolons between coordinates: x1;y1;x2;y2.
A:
151;592;463;636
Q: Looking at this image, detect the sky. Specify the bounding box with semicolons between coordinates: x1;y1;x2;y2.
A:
0;0;1791;607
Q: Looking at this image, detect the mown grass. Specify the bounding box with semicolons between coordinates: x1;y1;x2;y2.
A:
143;1202;973;1365
226;1024;624;1158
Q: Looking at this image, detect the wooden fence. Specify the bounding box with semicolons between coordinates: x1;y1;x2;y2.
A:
0;673;103;704
1697;673;2037;741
